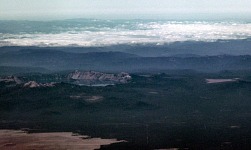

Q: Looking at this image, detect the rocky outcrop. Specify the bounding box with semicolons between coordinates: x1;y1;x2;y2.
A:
23;81;55;88
0;76;22;84
68;71;131;84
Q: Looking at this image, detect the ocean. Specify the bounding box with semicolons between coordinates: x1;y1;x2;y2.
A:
0;19;251;47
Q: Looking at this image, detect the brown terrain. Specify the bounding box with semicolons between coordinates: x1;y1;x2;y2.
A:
0;130;125;150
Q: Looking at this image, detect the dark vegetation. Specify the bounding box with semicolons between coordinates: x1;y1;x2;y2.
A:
1;48;251;73
1;40;251;149
0;38;251;73
1;71;251;149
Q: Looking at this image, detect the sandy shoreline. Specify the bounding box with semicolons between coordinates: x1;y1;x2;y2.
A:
0;130;125;150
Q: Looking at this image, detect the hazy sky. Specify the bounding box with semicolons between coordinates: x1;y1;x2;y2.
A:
0;0;251;20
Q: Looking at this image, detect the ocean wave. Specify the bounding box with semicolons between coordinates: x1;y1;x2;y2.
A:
0;20;251;47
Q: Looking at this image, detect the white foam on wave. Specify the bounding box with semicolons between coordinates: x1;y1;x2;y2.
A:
0;21;251;47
